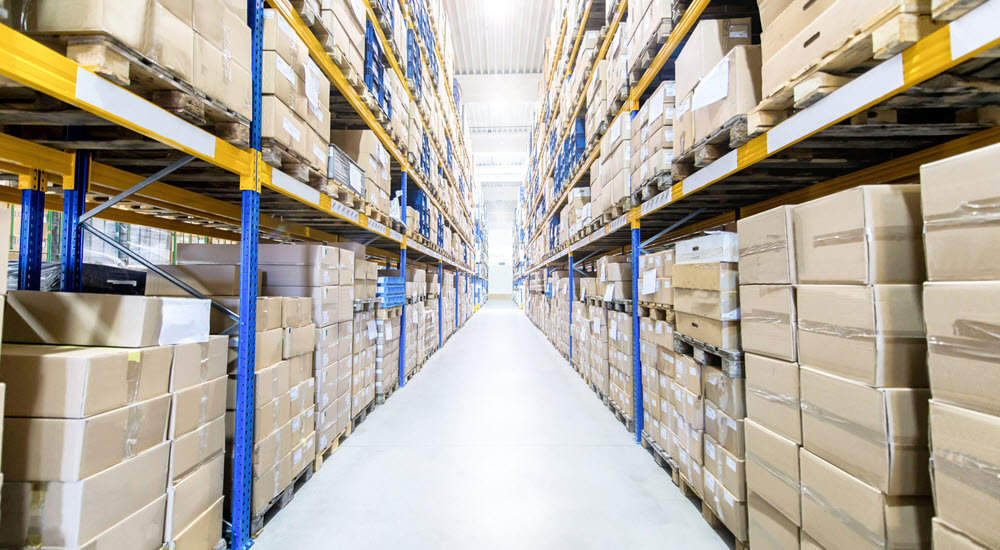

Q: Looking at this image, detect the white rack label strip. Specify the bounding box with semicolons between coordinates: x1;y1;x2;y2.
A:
329;199;360;222
682;150;739;196
950;0;1000;59
76;68;217;158
389;229;404;242
641;188;673;216
272;168;322;206
367;218;387;235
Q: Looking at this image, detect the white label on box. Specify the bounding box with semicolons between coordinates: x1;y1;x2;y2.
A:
729;25;749;38
313;143;326;165
706;440;716;460
705;474;715;492
687;394;694;405
642;269;657;295
604;284;615;301
609;116;622;143
706;407;717;420
306;61;323;118
593;317;601;332
674;387;682;401
413;309;419;323
689;366;697;376
649;86;665;121
292;417;300;432
275;55;296;84
693;55;731;110
282;117;301;142
727;456;737;472
367;320;377;339
724;492;734;506
290;386;299;400
294;449;303;465
75;69;216;159
349;165;363;193
277;13;294;39
663;107;675;122
385;322;393;340
727;417;737;430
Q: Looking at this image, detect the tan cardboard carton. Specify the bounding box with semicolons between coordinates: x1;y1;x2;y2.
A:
3;394;171;481
746;353;801;443
930;400;1000;549
262;96;306;156
924;282;1000;416
705;401;745;458
800;367;930;495
793;185;924;284
170;415;225;482
262;8;306;67
673;288;740;321
796;284;926;387
672;263;738;291
4;291;210;347
740;284;796;361
172;335;228;391
166;453;223;539
0;344;172;418
674;92;694;158
177;243;338;267
171;376;227;439
675;18;754;98
703;365;746;418
209;296;282;334
692;46;762;144
799;449;932;550
746;419;801;526
921;142;1000;281
703;470;749;541
172;496;223;550
282;324;316;359
932;518;990;550
145;264;250;297
705;434;747;499
266;264;339;288
0;442;170;548
676;312;740;351
738;205;796;284
748;492;800;549
192;32;252;119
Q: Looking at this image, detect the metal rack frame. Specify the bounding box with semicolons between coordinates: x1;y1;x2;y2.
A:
0;0;489;546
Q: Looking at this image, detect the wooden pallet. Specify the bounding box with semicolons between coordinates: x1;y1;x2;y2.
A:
640;431;679;473
607;394;636;433
674;333;744;378
672;115;754;179
20;34;251;146
251;463;314;537
377;305;403;319
313;425;351;471
261;138;326;186
638;303;675;322
324;180;364;210
603;299;633;314
629;171;674;208
376;379;399;404
353;298;380;312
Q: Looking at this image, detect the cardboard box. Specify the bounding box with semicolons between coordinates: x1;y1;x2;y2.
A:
932;518;991;550
177;243;339;267
692;46;762;144
674;92;694;157
799;449;932;550
673;288;740;321
192;32;252;119
170;414;225;482
172;496;223;550
738;205;796;284
209;296;282;334
172;336;228;391
166;453;223;539
145;264;248;297
703;471;749;541
675;18;754;99
924;282;1000;416
262;95;306;157
705;401;745;458
800;367;930;495
672;262;738;291
930;400;1000;549
0;344;172;418
921;142;1000;281
793;185;924;284
748;492;800;549
262;8;306;67
705;434;747;499
3;394;171;481
740;284;796;361
796;284;926;387
282;324;316;359
675;312;740;351
0;442;170;548
171;376;227;439
4;291;210;347
703;365;746;418
746;419;801;526
676;233;739;264
746;354;801;443
251;328;284;371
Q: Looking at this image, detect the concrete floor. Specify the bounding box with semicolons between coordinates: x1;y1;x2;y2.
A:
254;301;731;550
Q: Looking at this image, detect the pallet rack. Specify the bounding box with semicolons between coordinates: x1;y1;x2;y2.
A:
0;0;489;547
515;0;1000;444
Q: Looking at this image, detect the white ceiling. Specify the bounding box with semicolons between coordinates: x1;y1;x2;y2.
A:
443;0;552;269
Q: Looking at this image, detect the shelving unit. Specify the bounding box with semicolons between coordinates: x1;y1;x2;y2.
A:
0;0;489;547
515;0;1000;436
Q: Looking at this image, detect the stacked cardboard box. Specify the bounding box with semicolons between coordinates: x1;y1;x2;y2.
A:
794;185;932;549
261;9;331;171
597;254;633;302
351;308;377;416
0;292;214;549
636;249;675;305
674;233;741;351
587;302;611;394
332;130;392;214
608;309;634;417
638;306;677;452
674;19;755;158
737;205;805;548
630;81;676;192
376;310;402;398
921;144;1000;549
586;60;609;145
627;0;672;77
606;20;630;119
595;113;632;219
19;0;252;119
322;0;365;79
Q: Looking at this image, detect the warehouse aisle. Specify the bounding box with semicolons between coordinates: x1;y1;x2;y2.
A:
254;301;729;550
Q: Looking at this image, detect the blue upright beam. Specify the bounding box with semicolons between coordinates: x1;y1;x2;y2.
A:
631;222;643;444
61;151;90;292
438;262;443;346
568;253;574;360
18;170;46;291
229;0;263;548
399;170;408;388
454;271;458;328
